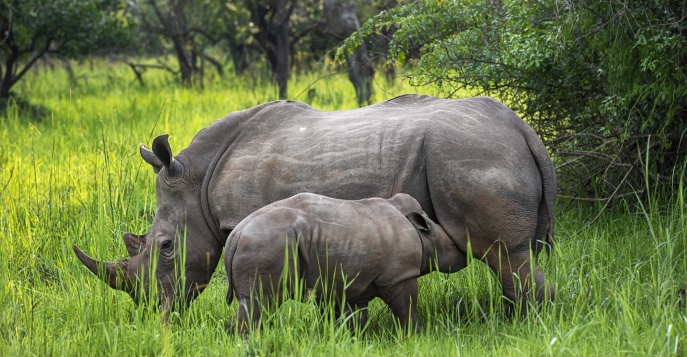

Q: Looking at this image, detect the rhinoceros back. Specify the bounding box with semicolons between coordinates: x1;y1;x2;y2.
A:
199;95;553;252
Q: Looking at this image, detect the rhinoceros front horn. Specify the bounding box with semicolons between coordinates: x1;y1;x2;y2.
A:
72;245;132;292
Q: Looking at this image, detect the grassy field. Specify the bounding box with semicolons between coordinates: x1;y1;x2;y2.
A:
1;60;686;356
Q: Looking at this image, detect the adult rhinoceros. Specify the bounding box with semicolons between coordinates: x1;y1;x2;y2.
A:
73;94;556;314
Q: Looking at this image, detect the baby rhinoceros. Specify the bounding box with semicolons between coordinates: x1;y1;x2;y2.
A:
224;192;463;335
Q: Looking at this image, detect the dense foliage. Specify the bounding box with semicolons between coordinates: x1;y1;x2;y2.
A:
344;0;687;201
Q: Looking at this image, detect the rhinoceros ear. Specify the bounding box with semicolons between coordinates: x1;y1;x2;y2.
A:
406;212;430;233
152;134;181;176
140;145;163;174
123;232;146;257
152;134;173;167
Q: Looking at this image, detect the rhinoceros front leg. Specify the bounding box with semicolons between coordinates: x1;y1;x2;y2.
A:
379;278;420;334
335;301;370;334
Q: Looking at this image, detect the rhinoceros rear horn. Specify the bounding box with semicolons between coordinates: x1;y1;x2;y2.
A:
151;134;181;176
72;245;132;292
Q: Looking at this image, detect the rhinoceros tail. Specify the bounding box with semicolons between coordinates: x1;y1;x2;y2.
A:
524;128;556;254
224;231;242;306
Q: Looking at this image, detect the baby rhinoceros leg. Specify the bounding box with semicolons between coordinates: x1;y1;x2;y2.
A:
227;230;300;336
227;296;262;336
378;278;420;334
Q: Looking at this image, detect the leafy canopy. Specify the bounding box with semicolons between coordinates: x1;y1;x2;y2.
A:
342;0;687;200
0;0;131;100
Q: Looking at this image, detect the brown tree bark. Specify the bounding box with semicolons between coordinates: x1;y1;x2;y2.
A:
141;0;201;87
247;0;296;99
273;0;291;99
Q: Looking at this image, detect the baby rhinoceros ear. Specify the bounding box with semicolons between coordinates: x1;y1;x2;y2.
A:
406;212;431;232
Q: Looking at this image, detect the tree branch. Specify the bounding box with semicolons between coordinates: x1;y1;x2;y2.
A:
190;28;219;45
201;53;223;77
12;38;52;87
126;62;146;86
146;0;172;32
291;20;325;44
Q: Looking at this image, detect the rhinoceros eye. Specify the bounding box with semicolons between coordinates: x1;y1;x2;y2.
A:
160;240;173;250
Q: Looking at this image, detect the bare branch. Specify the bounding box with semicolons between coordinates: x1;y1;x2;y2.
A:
584;165;635;226
126;62;145;86
11;38;52;87
291;20;325;44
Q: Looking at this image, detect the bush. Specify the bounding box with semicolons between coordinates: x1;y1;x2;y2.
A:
343;0;687;202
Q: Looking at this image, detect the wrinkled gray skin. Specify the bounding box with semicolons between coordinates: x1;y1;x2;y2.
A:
73;94;556;315
225;192;463;334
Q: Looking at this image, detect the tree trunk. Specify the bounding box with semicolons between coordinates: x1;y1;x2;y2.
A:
379;26;396;82
274;11;290;99
248;0;294;99
172;36;194;86
62;58;77;87
0;53;18;100
345;46;374;106
323;0;374;106
0;78;12;100
228;43;249;75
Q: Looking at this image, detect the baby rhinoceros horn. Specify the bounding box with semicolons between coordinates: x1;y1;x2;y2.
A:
72;245;132;292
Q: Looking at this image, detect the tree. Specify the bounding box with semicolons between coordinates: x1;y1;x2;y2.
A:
220;2;253;75
129;0;227;87
0;0;131;102
343;0;687;202
244;0;322;99
245;0;295;98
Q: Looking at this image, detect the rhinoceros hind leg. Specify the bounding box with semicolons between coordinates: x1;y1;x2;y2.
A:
486;247;554;317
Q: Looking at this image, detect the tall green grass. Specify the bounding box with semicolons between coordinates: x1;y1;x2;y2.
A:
1;60;686;356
